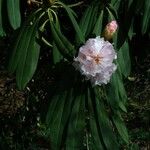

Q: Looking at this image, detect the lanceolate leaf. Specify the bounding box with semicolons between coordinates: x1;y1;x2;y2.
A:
7;0;21;29
87;88;104;150
75;6;93;44
111;0;121;11
8;9;43;89
112;112;129;144
52;42;63;64
49;20;74;60
85;5;98;37
93;10;103;36
76;5;99;43
57;1;85;43
94;88;119;150
142;0;150;34
118;41;131;77
66;91;85;150
78;6;93;37
45;64;80;149
46;89;73;149
0;0;5;36
107;72;127;112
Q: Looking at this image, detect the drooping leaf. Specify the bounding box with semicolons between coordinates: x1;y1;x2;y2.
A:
142;0;150;34
78;6;93;38
57;1;85;43
128;20;134;40
111;0;121;11
49;19;74;60
44;64;80;149
46;89;73;149
106;6;116;22
8;9;43;89
87;88;104;150
94;87;119;150
93;10;103;36
75;6;94;45
65;90;85;150
112;112;129;144
118;41;131;77
52;42;63;64
85;5;98;37
0;0;5;36
107;72;127;112
7;0;21;29
108;4;118;19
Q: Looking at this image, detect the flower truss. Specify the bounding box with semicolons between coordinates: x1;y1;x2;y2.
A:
73;36;117;86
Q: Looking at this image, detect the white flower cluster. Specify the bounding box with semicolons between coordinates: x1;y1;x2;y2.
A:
73;36;117;86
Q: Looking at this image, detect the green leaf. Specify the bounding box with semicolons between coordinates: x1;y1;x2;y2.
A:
93;10;103;36
58;1;85;43
75;6;93;44
142;0;150;34
112;112;129;144
78;6;93;37
0;0;5;36
106;7;116;22
7;0;21;29
94;88;119;150
46;89;73;149
111;0;121;11
45;66;79;149
108;4;118;19
118;41;131;77
128;20;134;40
107;72;127;112
8;9;42;89
85;5;98;37
65;91;85;150
48;12;74;60
87;88;104;150
52;41;63;64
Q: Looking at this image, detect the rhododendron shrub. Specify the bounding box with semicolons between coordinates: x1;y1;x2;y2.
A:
2;0;137;149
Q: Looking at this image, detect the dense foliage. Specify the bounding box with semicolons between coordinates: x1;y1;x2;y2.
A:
0;0;149;150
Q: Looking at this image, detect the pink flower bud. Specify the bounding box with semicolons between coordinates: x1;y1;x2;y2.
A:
103;20;118;40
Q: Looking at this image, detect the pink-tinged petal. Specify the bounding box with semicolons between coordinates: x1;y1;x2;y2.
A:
73;36;117;86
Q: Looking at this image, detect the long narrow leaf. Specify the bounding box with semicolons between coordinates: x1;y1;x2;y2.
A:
93;10;104;36
94;88;119;150
107;72;127;112
112;112;129;144
75;6;93;44
49;20;73;60
87;88;104;150
57;1;85;43
7;0;21;29
52;41;63;64
46;89;73;149
0;0;5;36
8;9;43;89
142;0;150;34
85;5;98;37
118;41;131;77
65;91;85;150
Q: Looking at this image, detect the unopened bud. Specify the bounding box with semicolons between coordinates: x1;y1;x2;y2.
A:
103;20;118;40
